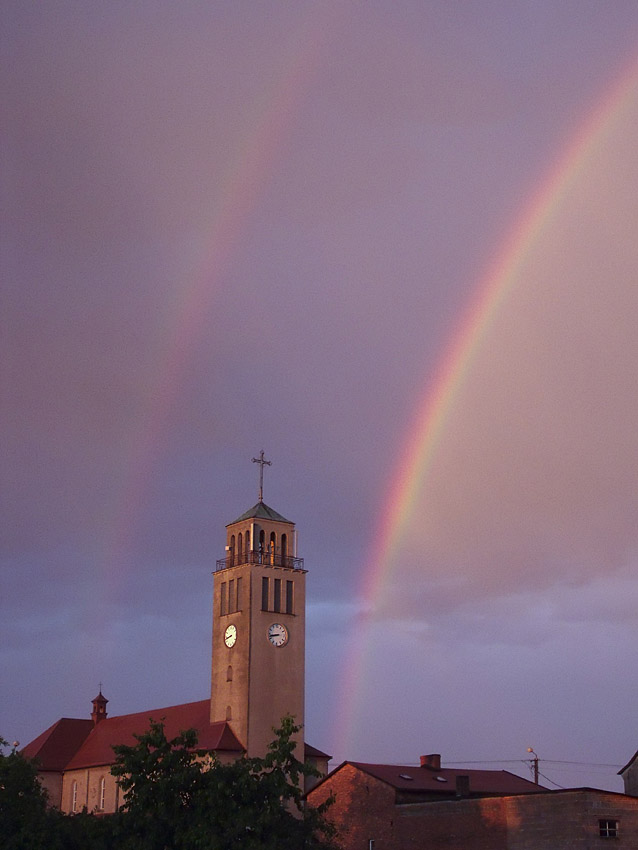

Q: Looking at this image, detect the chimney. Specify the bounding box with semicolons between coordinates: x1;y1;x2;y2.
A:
91;690;109;726
455;775;470;798
420;754;441;770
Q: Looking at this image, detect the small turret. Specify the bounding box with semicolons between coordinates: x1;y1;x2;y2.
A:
91;689;108;726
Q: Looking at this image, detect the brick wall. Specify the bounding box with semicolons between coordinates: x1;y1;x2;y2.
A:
308;762;398;849
507;790;638;850
308;769;638;850
395;796;508;850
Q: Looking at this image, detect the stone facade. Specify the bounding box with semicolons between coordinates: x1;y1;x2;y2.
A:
210;503;306;759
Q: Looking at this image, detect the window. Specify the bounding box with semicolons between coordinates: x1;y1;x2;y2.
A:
237;532;243;563
270;531;276;564
281;533;288;563
273;578;281;613
226;705;232;720
235;577;242;611
220;582;227;616
226;665;233;682
286;580;294;614
229;535;235;566
99;776;106;811
262;576;269;611
599;819;619;838
228;579;234;613
71;780;77;813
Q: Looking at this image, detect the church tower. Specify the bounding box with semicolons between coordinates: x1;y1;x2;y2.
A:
210;453;306;758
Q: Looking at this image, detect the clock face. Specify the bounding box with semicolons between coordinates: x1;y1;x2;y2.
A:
268;623;288;647
224;624;237;648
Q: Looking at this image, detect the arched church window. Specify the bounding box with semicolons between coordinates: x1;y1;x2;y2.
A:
99;776;106;811
245;529;251;557
72;780;78;813
237;532;243;563
227;665;233;682
259;529;265;562
270;531;276;564
226;705;232;721
281;533;288;565
229;535;235;566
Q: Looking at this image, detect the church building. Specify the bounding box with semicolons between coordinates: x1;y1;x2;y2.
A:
23;455;330;813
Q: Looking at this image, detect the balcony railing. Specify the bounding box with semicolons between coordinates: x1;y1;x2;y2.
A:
215;549;305;572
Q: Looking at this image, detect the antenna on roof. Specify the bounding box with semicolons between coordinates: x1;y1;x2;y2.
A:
251;450;272;503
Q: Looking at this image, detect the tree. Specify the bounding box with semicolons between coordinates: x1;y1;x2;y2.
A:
111;716;340;850
0;737;115;850
0;736;51;850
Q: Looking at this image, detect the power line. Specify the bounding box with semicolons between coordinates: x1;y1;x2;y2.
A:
445;759;529;765
445;759;621;769
537;770;565;789
538;760;621;768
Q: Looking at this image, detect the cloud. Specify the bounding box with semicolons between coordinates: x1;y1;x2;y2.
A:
376;96;638;615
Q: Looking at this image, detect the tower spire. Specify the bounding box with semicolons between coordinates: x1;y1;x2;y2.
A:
251;450;272;502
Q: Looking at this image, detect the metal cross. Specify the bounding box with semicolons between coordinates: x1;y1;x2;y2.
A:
252;450;272;502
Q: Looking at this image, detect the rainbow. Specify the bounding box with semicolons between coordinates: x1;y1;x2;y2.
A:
92;6;340;620
335;54;638;760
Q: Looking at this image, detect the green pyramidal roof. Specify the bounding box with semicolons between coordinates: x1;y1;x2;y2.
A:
228;501;292;526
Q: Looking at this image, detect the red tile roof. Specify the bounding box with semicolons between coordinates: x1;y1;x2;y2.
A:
66;700;244;769
23;700;244;772
22;718;93;771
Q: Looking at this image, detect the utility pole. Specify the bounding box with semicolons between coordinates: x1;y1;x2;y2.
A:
527;747;539;784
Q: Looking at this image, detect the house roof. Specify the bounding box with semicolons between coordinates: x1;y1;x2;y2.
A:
619;749;638;775
23;698;327;773
312;761;542;797
304;743;332;760
229;501;292;525
66;700;244;769
23;699;244;772
22;717;93;771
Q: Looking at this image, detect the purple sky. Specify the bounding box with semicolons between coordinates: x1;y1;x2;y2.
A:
2;1;638;792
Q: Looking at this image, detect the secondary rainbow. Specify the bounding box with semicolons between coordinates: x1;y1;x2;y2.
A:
91;7;339;625
335;55;638;760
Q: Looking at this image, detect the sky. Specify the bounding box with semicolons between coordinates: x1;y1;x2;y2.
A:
2;1;638;793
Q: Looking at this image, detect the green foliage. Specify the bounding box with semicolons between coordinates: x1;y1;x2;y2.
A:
49;809;118;850
0;736;50;849
110;715;340;850
0;737;116;850
1;721;340;850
